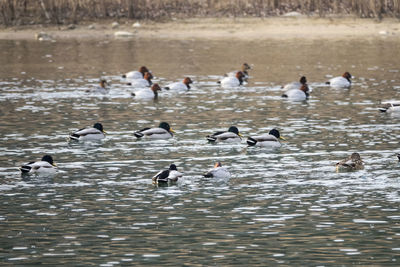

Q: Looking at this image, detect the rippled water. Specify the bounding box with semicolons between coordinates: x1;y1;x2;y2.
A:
1;37;400;265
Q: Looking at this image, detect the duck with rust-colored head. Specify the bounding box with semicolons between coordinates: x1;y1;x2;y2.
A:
207;126;243;143
283;76;308;91
134;122;175;139
127;72;153;88
226;63;252;80
164;77;193;91
219;71;245;88
132;83;162;100
336;152;364;172
282;84;310;101
326;72;352;88
122;66;150;79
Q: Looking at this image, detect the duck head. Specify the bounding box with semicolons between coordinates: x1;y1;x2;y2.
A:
144;72;153;82
41;155;56;166
235;71;245;85
139;66;149;75
269;129;285;140
169;164;178;171
214;162;222;168
242;63;251;71
159;122;175;133
99;79;108;88
300;76;307;85
342;72;352;82
350;152;362;162
228;126;243;137
93;122;106;133
183;77;193;88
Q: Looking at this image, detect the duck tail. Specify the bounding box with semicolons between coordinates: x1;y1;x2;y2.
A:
131;92;136;97
134;132;144;138
122;74;127;78
281;94;288;98
20;165;32;173
69;134;80;141
163;87;170;91
206;136;217;143
217;81;221;84
203;172;213;178
247;137;258;146
325;81;330;85
378;107;388;113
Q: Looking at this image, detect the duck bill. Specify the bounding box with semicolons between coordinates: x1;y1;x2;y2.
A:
238;133;244;137
170;128;175;133
102;130;107;134
279;136;286;140
52;163;57;167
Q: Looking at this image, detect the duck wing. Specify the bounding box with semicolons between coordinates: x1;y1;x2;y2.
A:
153;169;170;183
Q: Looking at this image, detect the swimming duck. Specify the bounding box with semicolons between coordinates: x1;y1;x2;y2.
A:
206;126;243;143
282;84;309;101
127;72;153;87
132;84;161;100
247;129;285;147
164;77;193;91
335;152;364;172
203;162;231;179
219;71;245;88
20;155;57;175
134;122;174;139
326;72;352;88
86;79;109;94
283;76;307;91
226;63;251;80
69;123;106;141
122;66;149;79
378;101;400;113
152;164;182;185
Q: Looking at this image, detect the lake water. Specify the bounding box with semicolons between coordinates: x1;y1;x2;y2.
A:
1;36;400;266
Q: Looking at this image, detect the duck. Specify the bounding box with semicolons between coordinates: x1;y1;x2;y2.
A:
335;152;364;172
86;79;109;94
378;101;400;113
219;71;245;88
226;63;251;80
127;72;153;88
326;72;352;88
152;164;183;185
20;155;57;175
206;126;243;143
282;84;309;101
283;76;307;91
247;129;285;147
132;84;161;100
397;153;400;162
134;122;174;139
122;66;150;79
164;77;193;91
69;122;106;141
203;162;231;179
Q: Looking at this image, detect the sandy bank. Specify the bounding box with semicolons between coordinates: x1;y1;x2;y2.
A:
0;17;399;41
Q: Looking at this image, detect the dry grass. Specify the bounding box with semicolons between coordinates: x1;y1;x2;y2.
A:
1;0;400;26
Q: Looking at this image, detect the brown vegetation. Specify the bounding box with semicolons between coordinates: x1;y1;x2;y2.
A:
1;0;400;26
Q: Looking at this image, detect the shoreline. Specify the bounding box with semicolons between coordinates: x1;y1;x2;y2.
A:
0;17;399;41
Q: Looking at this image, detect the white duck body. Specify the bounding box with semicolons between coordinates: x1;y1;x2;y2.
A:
329;76;350;88
247;134;282;148
124;71;143;79
220;76;241;88
283;82;302;91
204;166;231;179
379;102;400;113
128;78;151;88
167;82;189;91
21;161;57;175
138;128;172;139
134;88;156;99
283;89;307;101
69;123;105;141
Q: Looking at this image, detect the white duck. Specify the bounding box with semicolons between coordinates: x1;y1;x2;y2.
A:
282;84;309;101
20;155;57;176
219;71;245;88
122;66;149;79
69;123;106;141
127;72;153;88
164;77;193;91
132;84;162;100
326;72;352;88
152;164;183;185
203;162;231;179
206;126;243;143
247;129;285;148
134;122;174;139
283;76;307;91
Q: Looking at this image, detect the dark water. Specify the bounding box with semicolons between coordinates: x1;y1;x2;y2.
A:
1;36;400;266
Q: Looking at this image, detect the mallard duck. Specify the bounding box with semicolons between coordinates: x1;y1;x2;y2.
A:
164;77;193;91
122;66;149;79
282;84;310;101
226;63;251;80
132;84;162;100
127;72;153;87
219;71;244;88
247;129;285;147
203;162;231;179
378;101;400;113
206;126;243;143
20;155;57;175
69;122;106;141
152;164;182;185
134;122;174;139
336;152;364;171
283;76;307;91
326;72;352;88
